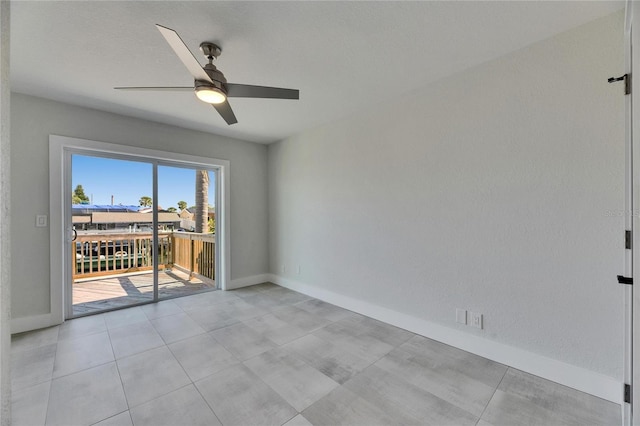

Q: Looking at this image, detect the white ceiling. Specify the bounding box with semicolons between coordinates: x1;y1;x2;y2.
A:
10;1;623;144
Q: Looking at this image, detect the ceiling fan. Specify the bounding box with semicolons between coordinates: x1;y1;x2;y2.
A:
115;25;300;125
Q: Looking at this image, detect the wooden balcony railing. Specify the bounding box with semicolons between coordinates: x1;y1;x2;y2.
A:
172;232;216;281
73;231;215;281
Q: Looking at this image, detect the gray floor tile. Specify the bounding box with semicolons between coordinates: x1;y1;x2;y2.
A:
53;331;114;378
94;411;133;426
302;385;405;426
168;333;239;382
284;334;373;384
141;300;183;320
130;384;221;426
58;315;106;341
249;282;279;291
229;285;267;298
374;347;504;416
313;321;395;363
104;307;148;329
244;347;339;411
195;364;297;426
482;369;621;426
263;287;312;305
482;390;564;426
340;314;415;347
45;362;128;426
172;293;217;311
210;322;278;360
11;326;59;353
108;320;165;359
241;292;293;310
400;335;508;386
343;365;478;425
117;346;191;408
12;380;50;426
244;313;310;345
294;299;354;322
234;287;304;310
172;290;237;311
217;297;271;321
185;305;241;331
12;343;57;391
270;305;332;334
197;289;241;303
150;312;206;344
282;414;313;426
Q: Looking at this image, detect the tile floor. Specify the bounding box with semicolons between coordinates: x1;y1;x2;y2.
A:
11;283;621;426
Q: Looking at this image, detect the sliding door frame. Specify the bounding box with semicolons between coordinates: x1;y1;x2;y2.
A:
49;135;231;323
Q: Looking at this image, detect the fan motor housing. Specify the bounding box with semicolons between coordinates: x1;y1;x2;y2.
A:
204;64;227;85
195;79;226;94
200;42;221;58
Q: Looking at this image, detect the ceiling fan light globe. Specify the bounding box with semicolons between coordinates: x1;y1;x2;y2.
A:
195;87;226;104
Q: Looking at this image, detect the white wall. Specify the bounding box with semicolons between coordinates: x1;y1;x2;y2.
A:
268;10;625;382
10;93;269;320
0;1;10;423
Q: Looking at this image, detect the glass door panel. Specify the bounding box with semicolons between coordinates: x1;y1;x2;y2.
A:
157;165;217;299
70;154;155;316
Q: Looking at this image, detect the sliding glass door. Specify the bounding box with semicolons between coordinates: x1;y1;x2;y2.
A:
68;153;218;317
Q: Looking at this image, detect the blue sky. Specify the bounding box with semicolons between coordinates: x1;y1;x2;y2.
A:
72;154;215;208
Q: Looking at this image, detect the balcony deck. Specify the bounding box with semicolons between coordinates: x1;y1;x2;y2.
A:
73;269;216;316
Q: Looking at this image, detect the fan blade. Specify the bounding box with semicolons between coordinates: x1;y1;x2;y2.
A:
114;87;193;91
226;83;299;99
213;100;238;125
155;24;213;83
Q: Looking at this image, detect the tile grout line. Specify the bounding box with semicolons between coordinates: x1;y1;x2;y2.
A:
109;324;132;417
42;327;61;426
44;325;60;425
191;377;226;426
475;366;509;425
88;409;130;426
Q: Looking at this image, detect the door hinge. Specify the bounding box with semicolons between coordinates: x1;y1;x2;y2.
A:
608;73;631;95
625;383;632;404
618;275;633;285
626;230;632;249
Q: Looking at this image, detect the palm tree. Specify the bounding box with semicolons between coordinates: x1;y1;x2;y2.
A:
139;196;152;207
177;200;187;211
195;170;209;233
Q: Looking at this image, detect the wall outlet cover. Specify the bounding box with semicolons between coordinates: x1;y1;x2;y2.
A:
456;309;467;325
36;215;47;227
471;312;483;329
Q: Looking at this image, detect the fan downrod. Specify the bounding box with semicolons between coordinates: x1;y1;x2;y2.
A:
200;42;221;59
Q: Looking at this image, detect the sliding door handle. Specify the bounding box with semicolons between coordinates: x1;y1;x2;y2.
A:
618;275;633;285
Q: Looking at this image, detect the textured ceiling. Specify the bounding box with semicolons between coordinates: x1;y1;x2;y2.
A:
10;1;623;144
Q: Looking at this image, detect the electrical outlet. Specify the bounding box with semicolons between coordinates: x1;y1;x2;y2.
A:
282;265;286;273
296;265;301;275
36;215;47;227
455;309;467;325
470;312;483;329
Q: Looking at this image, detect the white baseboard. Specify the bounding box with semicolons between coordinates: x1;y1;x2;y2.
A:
268;274;622;405
227;273;271;290
11;313;60;334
